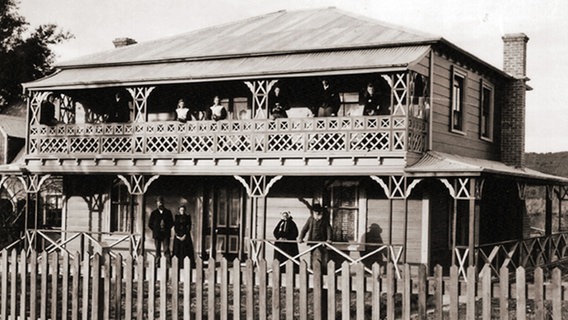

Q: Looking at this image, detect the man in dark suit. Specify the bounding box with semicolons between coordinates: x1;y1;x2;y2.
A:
148;197;174;264
316;79;341;117
107;91;131;122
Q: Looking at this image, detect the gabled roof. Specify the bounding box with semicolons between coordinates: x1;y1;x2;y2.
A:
0;115;26;139
406;151;568;184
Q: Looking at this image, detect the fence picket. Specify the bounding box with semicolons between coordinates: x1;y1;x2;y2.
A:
418;264;427;320
41;251;48;320
125;254;133;320
172;257;179;320
103;253;111;320
0;250;7;320
371;263;381;320
327;261;336;320
341;261;350;320
220;258;229;320
135;255;144;320
183;258;191;320
232;258;241;320
355;261;365;320
299;260;308;320
313;260;322;320
148;255;156;320
402;263;411;320
286;260;294;320
29;251;38;320
195;257;203;320
159;255;167;320
50;252;60;320
91;253;101;320
271;259;280;320
499;266;509;320
9;250;16;320
208;257;216;320
114;254;123;320
71;252;80;320
258;259;267;320
449;265;459;320
534;267;544;320
19;250;27;320
516;267;526;320
433;265;443;319
386;263;395;320
482;266;491;320
61;252;69;320
245;259;254;320
552;268;561;320
466;266;476;320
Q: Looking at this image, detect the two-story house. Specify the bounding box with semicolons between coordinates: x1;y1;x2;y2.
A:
13;8;568;271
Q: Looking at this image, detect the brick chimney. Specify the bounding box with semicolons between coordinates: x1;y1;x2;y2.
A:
501;33;529;167
112;37;137;48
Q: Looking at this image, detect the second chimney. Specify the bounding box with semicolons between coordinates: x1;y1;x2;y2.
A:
501;33;529;168
112;37;137;48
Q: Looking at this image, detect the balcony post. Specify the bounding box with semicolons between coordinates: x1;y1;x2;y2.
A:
388;72;409;116
234;175;282;260
126;87;155;122
244;80;277;119
17;174;51;251
58;93;75;124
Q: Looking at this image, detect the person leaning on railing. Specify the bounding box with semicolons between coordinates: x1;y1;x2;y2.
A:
298;203;332;272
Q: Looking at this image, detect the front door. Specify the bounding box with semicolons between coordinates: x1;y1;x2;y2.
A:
203;180;244;261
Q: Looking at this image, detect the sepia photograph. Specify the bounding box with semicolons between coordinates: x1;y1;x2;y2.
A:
0;0;567;318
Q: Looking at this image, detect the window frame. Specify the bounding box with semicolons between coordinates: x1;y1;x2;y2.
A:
479;80;495;142
450;67;467;134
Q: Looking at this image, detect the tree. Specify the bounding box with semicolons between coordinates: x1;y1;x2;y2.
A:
0;0;73;107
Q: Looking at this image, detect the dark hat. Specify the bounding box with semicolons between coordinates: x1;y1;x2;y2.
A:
312;203;325;212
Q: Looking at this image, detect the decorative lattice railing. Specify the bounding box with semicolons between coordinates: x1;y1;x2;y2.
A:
28;115;427;158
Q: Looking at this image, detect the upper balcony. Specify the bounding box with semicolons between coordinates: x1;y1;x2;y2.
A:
24;72;430;175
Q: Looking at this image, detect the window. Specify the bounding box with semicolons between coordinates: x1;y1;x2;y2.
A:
480;81;494;141
110;179;133;232
451;69;466;132
326;180;360;242
44;194;63;229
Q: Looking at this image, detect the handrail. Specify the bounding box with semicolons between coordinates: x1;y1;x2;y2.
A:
28;115;427;157
248;238;404;278
23;229;142;259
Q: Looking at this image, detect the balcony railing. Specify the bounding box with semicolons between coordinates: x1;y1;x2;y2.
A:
27;115;427;159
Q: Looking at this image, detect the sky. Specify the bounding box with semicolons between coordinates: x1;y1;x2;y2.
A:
18;0;568;153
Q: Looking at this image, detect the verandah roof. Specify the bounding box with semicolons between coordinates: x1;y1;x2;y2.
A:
406;151;568;185
24;46;430;90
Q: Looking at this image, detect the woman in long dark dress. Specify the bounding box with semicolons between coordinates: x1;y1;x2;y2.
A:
173;205;195;267
273;211;299;272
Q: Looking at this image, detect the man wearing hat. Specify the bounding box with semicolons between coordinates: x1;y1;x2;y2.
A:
148;197;174;263
298;201;333;272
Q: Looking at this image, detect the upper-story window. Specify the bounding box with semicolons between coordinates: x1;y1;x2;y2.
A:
480;81;494;141
451;68;467;133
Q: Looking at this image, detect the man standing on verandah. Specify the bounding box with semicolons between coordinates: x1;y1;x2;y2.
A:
148;197;174;266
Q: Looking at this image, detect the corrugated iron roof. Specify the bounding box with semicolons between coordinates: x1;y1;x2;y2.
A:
26;46;430;90
406;151;568;184
57;8;438;67
0;115;26;138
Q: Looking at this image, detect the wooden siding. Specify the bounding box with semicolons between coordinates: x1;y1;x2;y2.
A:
430;50;501;160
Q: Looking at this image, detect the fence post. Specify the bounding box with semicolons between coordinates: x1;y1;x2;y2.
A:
371;263;381;320
258;259;267;320
124;254;133;320
29;250;38;320
271;259;280;320
160;255;168;320
41;250;48;320
220;258;229;320
172;256;179;320
402;264;411;320
114;254;123;320
208;257;217;320
313;260;322;320
195;256;203;320
91;253;101;320
147;254;156;320
71;252;80;320
355;262;365;320
135;255;145;320
299;260;308;320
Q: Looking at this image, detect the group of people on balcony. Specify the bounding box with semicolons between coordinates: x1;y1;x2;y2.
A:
38;78;394;126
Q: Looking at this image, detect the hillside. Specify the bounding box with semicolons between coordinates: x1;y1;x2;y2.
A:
525;152;568;178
